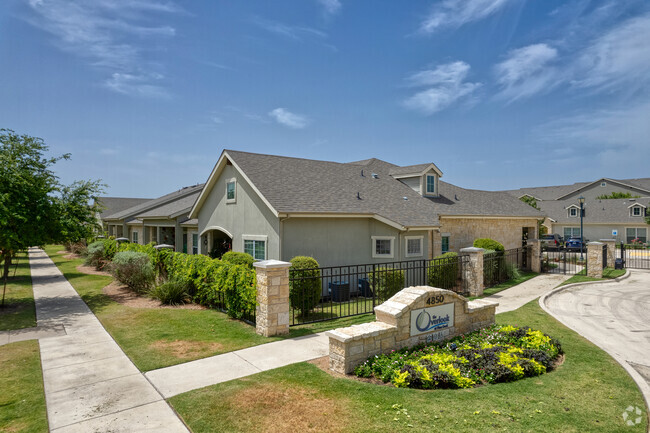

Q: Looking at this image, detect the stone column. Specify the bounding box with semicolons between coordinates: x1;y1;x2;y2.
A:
599;239;616;269
528;239;541;273
253;260;291;337
586;242;604;278
460;247;484;297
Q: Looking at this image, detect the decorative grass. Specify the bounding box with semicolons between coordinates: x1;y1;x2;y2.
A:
0;340;48;433
0;252;36;331
170;300;648;433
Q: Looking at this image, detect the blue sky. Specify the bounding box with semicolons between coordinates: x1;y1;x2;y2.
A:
2;0;649;198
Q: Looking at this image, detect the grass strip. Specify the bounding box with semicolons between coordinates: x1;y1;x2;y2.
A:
559;267;626;287
0;252;36;331
470;271;538;300
0;340;48;433
170;300;647;433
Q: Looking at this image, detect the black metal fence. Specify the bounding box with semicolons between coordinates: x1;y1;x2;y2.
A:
288;255;468;326
541;246;584;275
483;247;529;289
210;287;256;326
602;244;608;269
619;243;650;269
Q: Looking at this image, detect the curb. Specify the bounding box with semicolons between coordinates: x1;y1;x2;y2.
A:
539;269;650;430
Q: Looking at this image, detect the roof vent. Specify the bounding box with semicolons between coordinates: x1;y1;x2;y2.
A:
357;192;362;200
371;173;379;179
454;194;459;201
403;196;408;200
361;170;365;177
630;198;636;202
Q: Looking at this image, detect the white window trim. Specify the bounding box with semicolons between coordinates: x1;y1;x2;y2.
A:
132;230;138;244
405;236;423;258
242;234;268;260
226;178;237;204
371;236;395;259
569;208;578;217
425;174;436;195
601;182;606;187
631;206;642;217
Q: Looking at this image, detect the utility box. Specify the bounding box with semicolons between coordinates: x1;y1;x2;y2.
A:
329;281;350;302
615;258;624;270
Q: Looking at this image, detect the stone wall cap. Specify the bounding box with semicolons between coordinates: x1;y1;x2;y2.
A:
253;259;292;269
460;247;484;253
587;241;604;246
467;299;499;312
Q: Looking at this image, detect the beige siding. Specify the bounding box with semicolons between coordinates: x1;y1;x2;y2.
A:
439;217;539;251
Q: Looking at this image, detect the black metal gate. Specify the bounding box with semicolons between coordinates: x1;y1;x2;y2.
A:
619;243;650;269
541;246;584;275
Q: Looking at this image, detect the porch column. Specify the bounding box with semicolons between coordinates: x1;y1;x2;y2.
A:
460;247;484;297
599;239;616;268
156;226;161;244
253;260;291;337
586;242;604;278
528;239;541;273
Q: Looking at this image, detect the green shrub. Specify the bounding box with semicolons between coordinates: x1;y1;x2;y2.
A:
428;252;459;290
506;262;522;280
473;238;504;252
289;256;322;315
149;277;190;305
221;251;255;268
368;266;405;301
85;241;106;270
483;249;507;286
111;251;155;294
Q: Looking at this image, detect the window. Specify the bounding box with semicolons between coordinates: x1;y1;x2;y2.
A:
405;236;423;257
601;182;606;187
243;235;267;260
626;228;647;243
564;227;581;238
425;175;436;194
226;179;236;203
132;230;138;244
569;207;578;217
631;206;642;217
192;233;198;254
372;236;394;258
441;235;450;253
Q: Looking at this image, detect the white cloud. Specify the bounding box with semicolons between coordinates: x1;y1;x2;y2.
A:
105;73;169;98
403;61;481;115
268;108;310;129
572;13;650;92
253;17;327;41
317;0;341;15
421;0;517;33
26;0;178;96
494;43;560;101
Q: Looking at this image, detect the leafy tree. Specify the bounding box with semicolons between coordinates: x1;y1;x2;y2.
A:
595;192;640;199
0;129;104;305
519;195;539;210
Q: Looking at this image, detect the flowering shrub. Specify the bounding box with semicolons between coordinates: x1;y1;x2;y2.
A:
354;324;562;389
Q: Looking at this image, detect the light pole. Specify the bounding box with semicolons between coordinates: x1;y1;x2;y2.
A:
578;196;585;260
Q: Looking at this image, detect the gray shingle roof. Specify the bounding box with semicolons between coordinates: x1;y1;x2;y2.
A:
505;177;650;201
540;197;650;224
96;197;150;219
104;184;204;221
225;150;543;227
136;190;201;219
388;163;434;177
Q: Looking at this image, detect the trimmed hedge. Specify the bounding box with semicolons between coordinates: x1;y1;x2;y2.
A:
221;251;255;269
473;238;504;252
289;256;321;315
368;267;405;301
428;252;459;290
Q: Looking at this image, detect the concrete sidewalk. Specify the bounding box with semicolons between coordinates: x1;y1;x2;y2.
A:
484;273;570;314
29;248;189;433
146;332;329;398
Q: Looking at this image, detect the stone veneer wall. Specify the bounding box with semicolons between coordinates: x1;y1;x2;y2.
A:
439;217;538;252
327;286;498;374
586;242;604;278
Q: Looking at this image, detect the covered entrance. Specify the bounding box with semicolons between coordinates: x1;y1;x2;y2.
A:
201;226;233;258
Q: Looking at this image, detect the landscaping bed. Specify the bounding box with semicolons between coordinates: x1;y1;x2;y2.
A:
353;324;562;389
170;300;648;433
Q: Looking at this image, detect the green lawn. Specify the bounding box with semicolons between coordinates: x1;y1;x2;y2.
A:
0;251;36;331
169;300;648;433
559;267;626;287
470;271;538;300
0;340;48;433
43;246;372;371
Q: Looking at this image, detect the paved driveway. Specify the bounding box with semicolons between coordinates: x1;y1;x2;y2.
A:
542;269;650;411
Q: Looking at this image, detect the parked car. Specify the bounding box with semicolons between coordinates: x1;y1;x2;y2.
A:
541;234;563;250
565;236;588;252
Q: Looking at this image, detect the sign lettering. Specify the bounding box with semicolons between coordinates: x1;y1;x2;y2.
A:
410;303;454;337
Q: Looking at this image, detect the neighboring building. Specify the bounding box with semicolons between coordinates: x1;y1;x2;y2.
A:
101;184;204;253
95;197;151;233
189;150;542;267
505;177;650;244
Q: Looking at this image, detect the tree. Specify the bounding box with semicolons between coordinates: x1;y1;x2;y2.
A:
0;129;104;305
519;195;539;210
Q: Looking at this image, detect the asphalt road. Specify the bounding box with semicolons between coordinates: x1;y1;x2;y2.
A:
542;269;650;420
